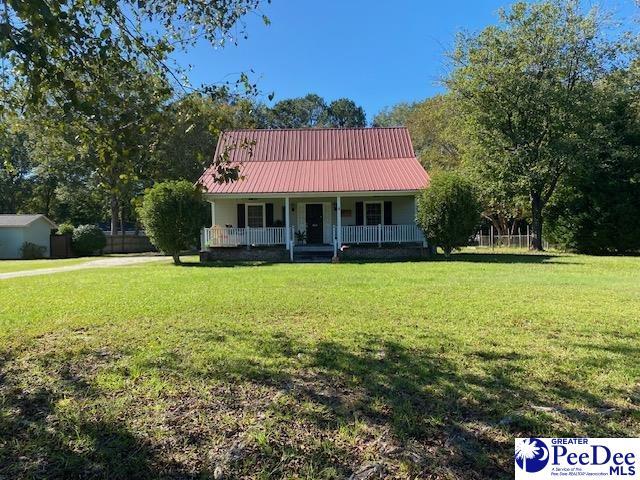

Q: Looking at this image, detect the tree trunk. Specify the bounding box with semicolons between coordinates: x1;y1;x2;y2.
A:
172;253;181;265
530;192;544;251
110;195;119;236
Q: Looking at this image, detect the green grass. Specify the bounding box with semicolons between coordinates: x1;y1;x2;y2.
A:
1;252;639;479
0;257;95;274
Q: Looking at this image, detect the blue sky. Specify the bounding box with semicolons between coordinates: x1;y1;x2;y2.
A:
173;0;637;122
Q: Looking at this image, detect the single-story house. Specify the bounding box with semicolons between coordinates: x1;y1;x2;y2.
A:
198;127;430;261
0;214;58;259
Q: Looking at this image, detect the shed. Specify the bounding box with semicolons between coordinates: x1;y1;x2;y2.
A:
0;214;58;259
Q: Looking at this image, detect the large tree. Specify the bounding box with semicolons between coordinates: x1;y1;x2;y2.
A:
545;64;640;253
0;0;265;111
266;94;367;128
373;96;463;171
324;98;366;127
268;94;328;128
152;93;266;182
447;0;626;250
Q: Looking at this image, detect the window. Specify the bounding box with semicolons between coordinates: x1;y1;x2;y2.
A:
365;202;382;225
247;204;264;228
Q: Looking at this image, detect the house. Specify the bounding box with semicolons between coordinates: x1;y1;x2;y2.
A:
0;214;58;259
198;127;430;261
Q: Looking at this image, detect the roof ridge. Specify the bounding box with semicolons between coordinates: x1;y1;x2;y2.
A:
221;127;408;133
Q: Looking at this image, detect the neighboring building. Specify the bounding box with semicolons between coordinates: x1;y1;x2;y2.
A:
198;127;430;261
0;214;58;259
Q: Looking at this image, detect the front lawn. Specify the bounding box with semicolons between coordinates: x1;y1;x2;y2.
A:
0;253;639;479
0;257;94;274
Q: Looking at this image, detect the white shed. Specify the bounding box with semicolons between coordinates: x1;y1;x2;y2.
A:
0;215;58;259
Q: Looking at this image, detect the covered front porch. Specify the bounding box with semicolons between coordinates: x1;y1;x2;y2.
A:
200;193;426;258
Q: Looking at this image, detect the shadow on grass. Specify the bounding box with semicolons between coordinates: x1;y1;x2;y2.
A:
0;353;169;479
432;252;571;264
177;260;279;268
2;330;635;479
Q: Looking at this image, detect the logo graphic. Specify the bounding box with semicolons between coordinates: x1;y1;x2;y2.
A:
515;438;550;473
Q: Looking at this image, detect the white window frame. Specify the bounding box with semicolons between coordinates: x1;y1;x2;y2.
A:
364;201;384;226
246;203;266;228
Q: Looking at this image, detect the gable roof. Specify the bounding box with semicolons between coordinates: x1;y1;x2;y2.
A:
198;127;429;195
0;214;58;228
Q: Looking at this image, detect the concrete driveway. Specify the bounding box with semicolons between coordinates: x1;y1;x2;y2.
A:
0;255;171;280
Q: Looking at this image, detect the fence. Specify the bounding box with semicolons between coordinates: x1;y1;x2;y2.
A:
473;226;549;250
103;233;156;253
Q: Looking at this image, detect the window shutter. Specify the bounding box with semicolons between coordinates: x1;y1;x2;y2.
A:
384;201;392;225
355;202;364;226
237;203;245;228
265;203;274;227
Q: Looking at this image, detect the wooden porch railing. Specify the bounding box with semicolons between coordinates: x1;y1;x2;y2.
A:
338;224;424;246
203;226;290;247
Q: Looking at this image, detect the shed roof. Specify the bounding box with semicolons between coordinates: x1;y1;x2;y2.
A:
198;127;429;195
0;214;58;228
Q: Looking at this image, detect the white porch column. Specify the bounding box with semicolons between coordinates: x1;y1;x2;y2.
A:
285;197;291;250
336;195;342;249
210;201;216;227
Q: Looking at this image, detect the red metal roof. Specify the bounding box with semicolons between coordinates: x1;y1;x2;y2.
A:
198;127;429;194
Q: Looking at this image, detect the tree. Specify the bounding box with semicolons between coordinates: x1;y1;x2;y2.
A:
447;0;626;250
268;94;328;128
373;103;416;127
373;96;463;171
545;65;640;253
138;181;207;265
266;94;367;128
1;0;266;111
324;99;366;127
59;54;171;234
152;93;266;182
416;172;481;256
0;121;31;213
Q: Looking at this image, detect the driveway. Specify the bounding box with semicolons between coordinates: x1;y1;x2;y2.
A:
0;255;171;280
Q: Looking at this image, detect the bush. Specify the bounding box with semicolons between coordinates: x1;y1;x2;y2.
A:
416;172;481;256
20;242;46;259
137;180;207;264
57;222;75;235
72;224;106;256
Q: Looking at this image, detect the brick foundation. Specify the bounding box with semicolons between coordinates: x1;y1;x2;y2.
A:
337;245;430;261
200;247;290;263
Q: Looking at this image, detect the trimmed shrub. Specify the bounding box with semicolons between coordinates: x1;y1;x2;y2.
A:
20;242;46;259
72;224;106;256
416;172;481;256
137;180;207;265
57;222;75;235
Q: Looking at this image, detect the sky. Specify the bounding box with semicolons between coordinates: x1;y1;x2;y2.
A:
172;0;638;122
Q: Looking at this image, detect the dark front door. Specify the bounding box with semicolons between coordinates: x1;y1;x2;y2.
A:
305;204;324;244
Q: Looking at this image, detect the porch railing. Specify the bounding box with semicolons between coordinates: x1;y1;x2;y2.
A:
338;224;425;246
203;226;290;247
201;224;425;249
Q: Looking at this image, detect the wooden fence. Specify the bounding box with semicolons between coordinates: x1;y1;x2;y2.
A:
103;233;156;254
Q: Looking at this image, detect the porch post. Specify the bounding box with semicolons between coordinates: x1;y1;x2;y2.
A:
285;197;290;250
336;195;342;250
210;201;216;227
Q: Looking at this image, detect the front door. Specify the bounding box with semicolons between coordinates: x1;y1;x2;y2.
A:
305;204;324;244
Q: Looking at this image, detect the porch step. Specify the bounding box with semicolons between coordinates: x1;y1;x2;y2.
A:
292;245;334;263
